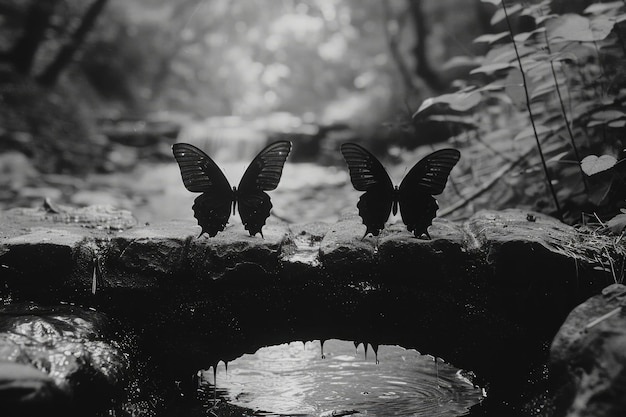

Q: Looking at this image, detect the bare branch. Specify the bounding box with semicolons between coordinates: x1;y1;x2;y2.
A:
9;0;61;75
37;0;109;86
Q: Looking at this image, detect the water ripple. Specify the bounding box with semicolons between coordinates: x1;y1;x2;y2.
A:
201;339;484;416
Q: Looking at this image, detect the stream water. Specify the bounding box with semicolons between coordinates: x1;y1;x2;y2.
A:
199;339;484;416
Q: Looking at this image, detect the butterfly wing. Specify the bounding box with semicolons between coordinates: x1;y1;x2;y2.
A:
191;193;234;237
172;143;234;237
237;141;291;236
340;143;394;236
398;149;460;238
356;186;394;237
237;191;273;237
398;191;439;239
340;143;394;192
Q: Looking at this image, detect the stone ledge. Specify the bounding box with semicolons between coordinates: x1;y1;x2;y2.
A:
2;208;615;288
0;206;624;415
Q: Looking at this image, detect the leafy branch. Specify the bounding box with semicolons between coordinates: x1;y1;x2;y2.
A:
439;145;536;217
502;0;563;221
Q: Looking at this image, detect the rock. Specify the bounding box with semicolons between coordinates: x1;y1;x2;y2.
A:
0;151;38;190
282;222;331;268
551;283;626;417
103;144;140;172
98;118;181;147
70;190;133;210
319;409;360;417
107;219;291;282
377;218;468;285
0;302;128;416
466;209;615;333
319;212;376;277
5;200;137;231
0;362;69;416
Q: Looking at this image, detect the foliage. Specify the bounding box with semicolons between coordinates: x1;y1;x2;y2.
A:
0;0;108;82
416;0;626;227
78;0;406;120
0;0;110;175
75;0;491;123
0;0;495;179
581;154;617;176
0;74;105;174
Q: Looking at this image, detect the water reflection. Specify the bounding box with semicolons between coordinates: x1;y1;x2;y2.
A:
201;339;484;416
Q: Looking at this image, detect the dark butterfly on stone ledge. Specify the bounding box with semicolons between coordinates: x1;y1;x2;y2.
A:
340;143;460;239
172;141;291;237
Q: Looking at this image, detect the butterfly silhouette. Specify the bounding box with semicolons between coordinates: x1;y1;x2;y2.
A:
340;143;460;239
172;141;291;237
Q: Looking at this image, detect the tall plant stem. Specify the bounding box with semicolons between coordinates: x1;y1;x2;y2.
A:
544;32;589;195
552;62;589;195
502;1;563;221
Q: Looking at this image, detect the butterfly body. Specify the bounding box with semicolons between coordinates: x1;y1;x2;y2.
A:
173;141;291;237
391;186;400;215
341;143;460;238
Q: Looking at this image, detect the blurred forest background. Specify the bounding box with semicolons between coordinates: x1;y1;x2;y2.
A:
1;0;626;228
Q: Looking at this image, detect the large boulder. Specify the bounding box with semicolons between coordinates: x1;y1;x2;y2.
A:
0;362;69;416
0;302;129;416
551;283;626;417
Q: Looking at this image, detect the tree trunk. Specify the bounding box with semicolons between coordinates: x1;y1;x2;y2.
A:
9;0;60;75
37;0;109;87
381;0;418;94
407;0;445;92
149;1;203;100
